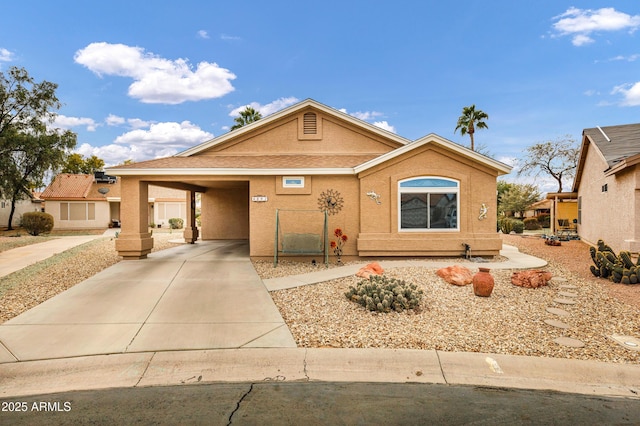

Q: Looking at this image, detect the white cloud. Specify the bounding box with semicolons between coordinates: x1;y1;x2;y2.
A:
197;30;209;39
53;114;98;131
373;120;396;133
612;82;640;106
0;48;13;61
105;114;152;129
552;7;640;46
228;97;299;117
74;42;236;104
76;121;214;166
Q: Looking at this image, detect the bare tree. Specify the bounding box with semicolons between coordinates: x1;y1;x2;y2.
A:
518;136;579;193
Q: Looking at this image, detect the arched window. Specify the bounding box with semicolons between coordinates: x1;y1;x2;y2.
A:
399;177;459;231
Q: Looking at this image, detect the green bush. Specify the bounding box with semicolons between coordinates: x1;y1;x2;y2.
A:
537;213;550;228
168;218;184;229
21;211;54;236
523;217;541;230
498;217;524;234
345;275;423;313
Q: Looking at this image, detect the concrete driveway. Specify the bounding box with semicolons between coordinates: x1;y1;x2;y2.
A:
0;240;295;362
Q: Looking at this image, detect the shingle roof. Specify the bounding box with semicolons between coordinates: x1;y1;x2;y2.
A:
583;123;640;168
110;154;379;170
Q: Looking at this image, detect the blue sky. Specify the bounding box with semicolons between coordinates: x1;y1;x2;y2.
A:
2;1;640;192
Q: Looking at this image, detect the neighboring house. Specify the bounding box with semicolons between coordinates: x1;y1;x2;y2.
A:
0;191;44;229
545;193;578;234
41;173;186;230
107;99;512;260
573;123;640;253
523;199;551;218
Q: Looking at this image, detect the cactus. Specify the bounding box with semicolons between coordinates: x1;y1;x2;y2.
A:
589;239;640;284
345;275;423;313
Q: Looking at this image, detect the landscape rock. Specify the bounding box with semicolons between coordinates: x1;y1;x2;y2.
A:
355;262;384;279
436;265;473;286
511;270;553;288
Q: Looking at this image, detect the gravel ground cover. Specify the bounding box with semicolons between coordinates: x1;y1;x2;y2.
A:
0;233;180;323
265;235;640;364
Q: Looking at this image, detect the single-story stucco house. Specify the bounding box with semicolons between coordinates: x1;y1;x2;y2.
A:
106;99;512;260
41;173;187;230
573;123;640;253
0;191;44;229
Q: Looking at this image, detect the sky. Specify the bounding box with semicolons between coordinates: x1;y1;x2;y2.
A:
2;1;640;193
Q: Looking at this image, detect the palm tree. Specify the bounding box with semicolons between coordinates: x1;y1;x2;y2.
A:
454;104;488;151
230;106;262;130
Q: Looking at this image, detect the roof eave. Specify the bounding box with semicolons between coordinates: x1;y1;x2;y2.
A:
106;167;356;176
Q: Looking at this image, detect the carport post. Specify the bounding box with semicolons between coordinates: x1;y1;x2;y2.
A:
184;190;199;244
115;178;154;259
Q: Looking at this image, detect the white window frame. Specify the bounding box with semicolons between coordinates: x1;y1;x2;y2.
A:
398;177;459;232
282;176;305;188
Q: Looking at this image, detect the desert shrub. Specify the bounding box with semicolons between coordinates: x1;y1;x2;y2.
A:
498;217;524;234
168;218;184;229
345;275;423;313
21;212;54;236
537;213;550;228
523;217;541;230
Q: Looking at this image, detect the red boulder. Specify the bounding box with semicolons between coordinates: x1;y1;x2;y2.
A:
511;270;553;288
436;265;473;286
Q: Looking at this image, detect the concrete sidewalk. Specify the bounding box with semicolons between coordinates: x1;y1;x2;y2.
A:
1;348;639;399
264;244;547;291
0;233;109;279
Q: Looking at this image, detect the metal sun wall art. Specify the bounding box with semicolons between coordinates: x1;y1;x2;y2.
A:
479;203;488;220
318;189;344;215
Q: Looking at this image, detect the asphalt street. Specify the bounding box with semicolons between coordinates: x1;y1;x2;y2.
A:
1;382;639;425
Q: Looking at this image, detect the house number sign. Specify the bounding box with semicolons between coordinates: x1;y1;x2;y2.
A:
252;195;268;202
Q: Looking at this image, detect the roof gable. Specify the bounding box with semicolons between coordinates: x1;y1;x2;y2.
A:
354;133;512;175
573;123;640;192
178;99;410;157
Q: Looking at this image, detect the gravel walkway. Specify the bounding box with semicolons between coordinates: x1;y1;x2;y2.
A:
259;236;640;364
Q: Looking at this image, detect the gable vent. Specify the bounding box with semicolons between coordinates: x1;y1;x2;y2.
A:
303;113;317;134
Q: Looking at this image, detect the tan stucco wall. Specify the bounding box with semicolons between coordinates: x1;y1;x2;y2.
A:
199;110;400;156
577;145;639;253
247;175;360;258
358;144;501;256
0;199;42;227
201;186;250;240
45;200;112;229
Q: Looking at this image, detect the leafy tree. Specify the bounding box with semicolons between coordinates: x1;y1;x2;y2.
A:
61;153;105;174
497;180;516;214
499;183;541;218
518;136;579;193
4;130;76;229
230;106;262;130
0;66;76;229
454;104;488;151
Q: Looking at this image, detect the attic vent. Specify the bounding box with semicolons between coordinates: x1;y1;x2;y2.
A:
303;113;317;134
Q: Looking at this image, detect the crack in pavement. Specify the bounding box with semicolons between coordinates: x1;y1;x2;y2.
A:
227;383;254;425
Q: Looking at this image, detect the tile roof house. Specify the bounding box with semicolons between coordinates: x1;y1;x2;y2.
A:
572;123;640;253
107;99;512;260
0;191;44;229
41;173;187;230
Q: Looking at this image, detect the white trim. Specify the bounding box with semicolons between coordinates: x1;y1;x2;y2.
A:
355;133;512;175
282;176;305;188
177;99;410;157
107;167;355;176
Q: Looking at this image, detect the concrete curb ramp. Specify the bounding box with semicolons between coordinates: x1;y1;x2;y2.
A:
1;348;638;399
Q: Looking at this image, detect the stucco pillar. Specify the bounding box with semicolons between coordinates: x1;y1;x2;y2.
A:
115;178;154;259
183;190;199;244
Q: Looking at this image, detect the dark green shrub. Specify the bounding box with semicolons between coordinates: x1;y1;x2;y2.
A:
537;213;550;228
21;212;54;236
523;217;541;230
345;275;423;313
168;218;184;229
